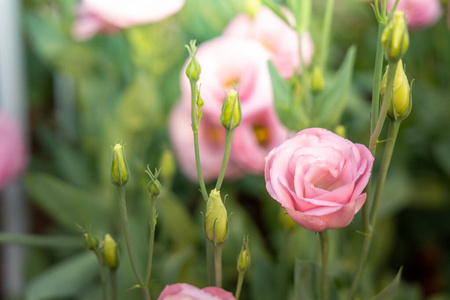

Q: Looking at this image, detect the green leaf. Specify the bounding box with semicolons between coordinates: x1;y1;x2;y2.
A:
261;0;291;26
294;259;318;300
26;252;97;300
25;173;111;231
371;267;403;300
316;46;357;129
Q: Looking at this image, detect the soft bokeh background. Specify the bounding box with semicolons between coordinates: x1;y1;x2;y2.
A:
1;0;450;299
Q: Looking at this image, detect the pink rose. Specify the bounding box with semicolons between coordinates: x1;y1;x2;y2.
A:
264;128;374;232
180;37;272;120
0;112;27;190
231;107;288;174
387;0;442;30
158;283;235;300
73;0;185;40
168;103;242;183
223;6;314;79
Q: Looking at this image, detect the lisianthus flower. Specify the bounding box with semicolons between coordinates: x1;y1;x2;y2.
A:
223;6;314;79
0;112;27;190
387;0;442;30
265;128;374;232
73;0;186;40
158;283;235;300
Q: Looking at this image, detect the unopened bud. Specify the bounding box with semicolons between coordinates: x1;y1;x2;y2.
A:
205;189;228;244
160;149;176;182
103;234;119;270
83;233;98;251
220;90;242;131
311;66;325;92
146;166;161;196
380;60;411;119
381;11;409;62
111;143;129;186
279;208;296;231
237;237;251;273
245;0;261;17
335;125;346;138
185;40;201;82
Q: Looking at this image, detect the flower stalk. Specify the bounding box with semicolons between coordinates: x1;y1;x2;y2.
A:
319;230;329;300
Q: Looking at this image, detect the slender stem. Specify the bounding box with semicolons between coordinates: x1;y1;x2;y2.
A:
215;129;234;191
370;23;386;136
207;240;214;286
94;250;107;300
235;272;245;300
110;269;117;300
190;80;208;202
144;195;157;287
277;228;289;299
214;244;223;287
0;233;81;248
319;231;329;300
319;0;335;72
117;187;148;299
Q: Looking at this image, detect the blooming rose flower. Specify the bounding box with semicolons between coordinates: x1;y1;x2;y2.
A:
264;128;374;232
168;103;242;183
232;107;288;174
0;112;27;190
223;6;314;79
387;0;442;30
180;37;272;120
158;283;235;300
73;0;186;40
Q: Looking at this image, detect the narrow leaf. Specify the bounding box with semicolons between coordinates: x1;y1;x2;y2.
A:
371;267;403;300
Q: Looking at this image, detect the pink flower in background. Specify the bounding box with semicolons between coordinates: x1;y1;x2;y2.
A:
232;108;288;174
158;283;235;300
265;128;374;232
73;0;186;40
168;103;242;183
0;112;27;190
223;6;314;79
180;37;272;119
387;0;442;30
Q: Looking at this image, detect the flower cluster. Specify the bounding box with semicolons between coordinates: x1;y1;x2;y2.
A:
170;5;314;182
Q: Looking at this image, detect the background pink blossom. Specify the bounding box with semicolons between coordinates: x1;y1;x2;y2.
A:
0;112;27;190
158;283;235;300
265;128;374;232
73;0;186;40
387;0;442;30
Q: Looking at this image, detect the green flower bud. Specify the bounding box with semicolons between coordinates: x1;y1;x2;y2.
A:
380;60;411;119
237;237;251;273
245;0;261;17
185;40;201;82
146;166;161;196
103;234;119;270
381;11;409;62
205;189;228;244
111;143;129;186
311;66;325;92
335;125;346;138
279;208;295;231
160;149;176;182
220;90;242;131
83;233;98;251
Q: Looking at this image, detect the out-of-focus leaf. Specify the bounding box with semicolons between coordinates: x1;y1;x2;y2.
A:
161;247;196;285
294;259;317;300
433;138;450;178
316;46;357;129
25;173;110;231
26;252;97;300
261;0;291;26
251;257;278;300
371;267;403;300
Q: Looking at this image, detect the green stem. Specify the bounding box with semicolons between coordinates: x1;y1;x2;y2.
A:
277;228;289;299
370;22;386;136
190;80;209;202
235;271;245;300
144;195;157;288
214;244;223;288
319;231;329;300
319;0;335;72
215;129;234;191
0;233;81;248
207;240;214;286
94;250;107;300
110;269;117;300
117;187;148;299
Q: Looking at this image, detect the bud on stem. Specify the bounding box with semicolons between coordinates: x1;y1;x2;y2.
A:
380;60;411;120
381;11;409;62
111;143;129;186
205;189;228;245
220;89;242;131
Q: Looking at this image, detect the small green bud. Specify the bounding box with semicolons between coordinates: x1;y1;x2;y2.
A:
185;40;201;82
335;125;346;138
311;66;325;92
160;149;176;182
103;234;119;270
111;143;129;186
83;233;98;251
237;237;251;273
146;166;161;196
380;60;411;119
245;0;261;17
205;189;228;244
381;11;409;62
220;90;242;131
279;208;296;231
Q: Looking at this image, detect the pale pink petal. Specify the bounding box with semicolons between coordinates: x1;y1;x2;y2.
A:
387;0;443;30
159;283;235;300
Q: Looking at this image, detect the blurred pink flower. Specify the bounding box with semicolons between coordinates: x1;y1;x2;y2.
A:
265;128;374;232
168;103;242;183
158;283;235;300
232;107;288;174
223;6;314;79
0;112;27;190
73;0;186;40
387;0;442;30
180;37;273;120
